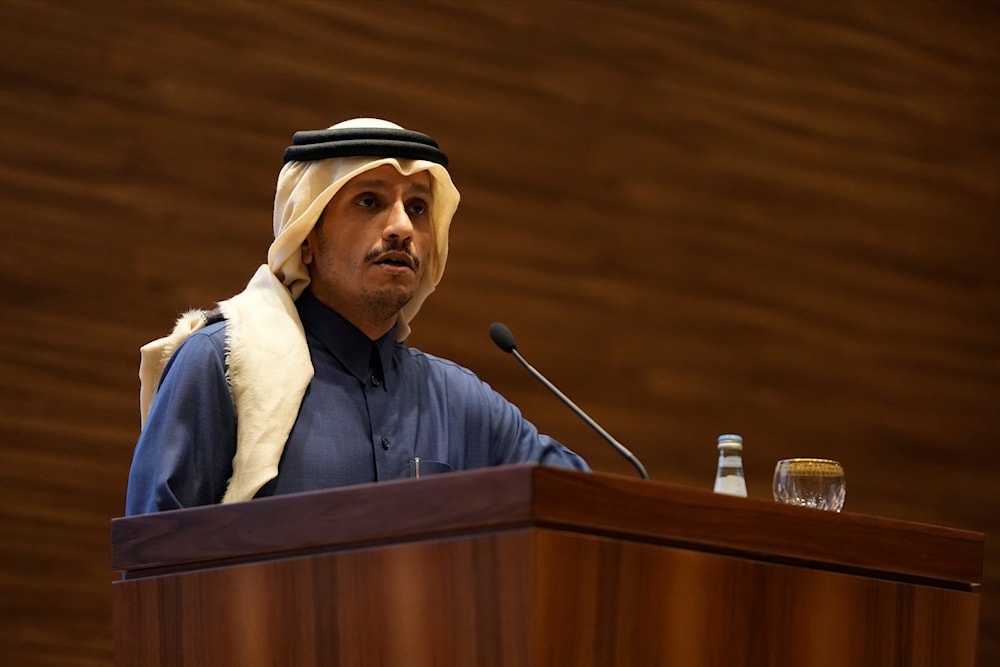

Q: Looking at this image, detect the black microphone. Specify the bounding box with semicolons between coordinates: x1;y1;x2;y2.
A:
489;321;650;480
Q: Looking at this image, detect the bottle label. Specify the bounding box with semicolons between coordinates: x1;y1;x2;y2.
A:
719;456;743;467
714;475;748;497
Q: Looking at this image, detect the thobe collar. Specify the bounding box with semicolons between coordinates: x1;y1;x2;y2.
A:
296;288;397;388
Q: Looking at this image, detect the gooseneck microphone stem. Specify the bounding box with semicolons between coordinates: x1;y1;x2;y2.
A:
490;322;649;480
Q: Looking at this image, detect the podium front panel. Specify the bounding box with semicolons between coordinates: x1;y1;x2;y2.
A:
111;467;983;666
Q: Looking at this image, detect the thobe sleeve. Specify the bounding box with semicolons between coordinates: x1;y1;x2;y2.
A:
477;380;591;472
124;327;237;514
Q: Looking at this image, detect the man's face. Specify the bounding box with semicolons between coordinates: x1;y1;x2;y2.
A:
301;164;434;331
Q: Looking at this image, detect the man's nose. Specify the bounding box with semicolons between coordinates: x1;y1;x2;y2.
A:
383;199;414;241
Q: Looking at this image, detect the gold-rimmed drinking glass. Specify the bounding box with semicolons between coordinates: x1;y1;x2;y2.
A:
772;458;845;512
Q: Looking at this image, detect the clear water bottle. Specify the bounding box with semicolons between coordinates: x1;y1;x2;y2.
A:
714;434;748;497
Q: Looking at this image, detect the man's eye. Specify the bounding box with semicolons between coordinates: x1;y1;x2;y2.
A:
358;195;378;208
408;201;429;216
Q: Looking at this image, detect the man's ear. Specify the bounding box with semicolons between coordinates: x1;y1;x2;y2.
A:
301;231;316;265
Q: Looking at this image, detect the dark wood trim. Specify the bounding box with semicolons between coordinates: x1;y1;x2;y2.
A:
112;465;983;589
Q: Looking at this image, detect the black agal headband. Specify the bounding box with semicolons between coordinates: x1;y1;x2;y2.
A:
283;127;449;167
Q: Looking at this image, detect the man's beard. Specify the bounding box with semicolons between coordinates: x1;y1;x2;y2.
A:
360;240;420;321
360;283;413;323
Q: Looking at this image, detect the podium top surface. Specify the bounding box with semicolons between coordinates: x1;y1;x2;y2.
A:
111;465;983;589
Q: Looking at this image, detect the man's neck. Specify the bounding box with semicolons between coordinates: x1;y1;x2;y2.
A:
306;289;397;341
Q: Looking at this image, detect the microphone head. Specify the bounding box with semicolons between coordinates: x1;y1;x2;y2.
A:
489;322;518;353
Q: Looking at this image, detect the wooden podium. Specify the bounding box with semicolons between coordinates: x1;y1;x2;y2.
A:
111;465;983;666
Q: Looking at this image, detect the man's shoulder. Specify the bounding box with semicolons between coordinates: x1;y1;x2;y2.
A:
191;319;228;341
398;345;477;378
157;316;230;385
396;345;504;408
175;316;229;358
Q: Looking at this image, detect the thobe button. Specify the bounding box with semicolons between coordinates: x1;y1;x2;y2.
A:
371;376;381;387
381;437;390;450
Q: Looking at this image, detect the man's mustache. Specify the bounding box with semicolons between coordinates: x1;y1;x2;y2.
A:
365;242;421;270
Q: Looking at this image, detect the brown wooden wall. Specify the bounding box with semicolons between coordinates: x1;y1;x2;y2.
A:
1;1;997;665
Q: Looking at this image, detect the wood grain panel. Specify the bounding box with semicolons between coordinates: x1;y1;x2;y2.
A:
111;526;979;666
534;531;979;667
1;1;998;665
114;531;537;667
